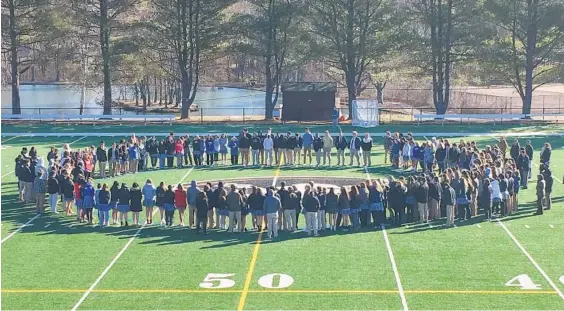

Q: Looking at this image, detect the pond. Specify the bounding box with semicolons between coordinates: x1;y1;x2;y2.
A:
1;84;268;116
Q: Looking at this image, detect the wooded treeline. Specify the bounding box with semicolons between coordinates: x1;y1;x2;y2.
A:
2;0;563;117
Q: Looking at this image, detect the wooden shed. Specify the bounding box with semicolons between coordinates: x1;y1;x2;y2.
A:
281;82;337;121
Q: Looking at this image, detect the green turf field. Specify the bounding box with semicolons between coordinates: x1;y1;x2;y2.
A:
1;124;564;311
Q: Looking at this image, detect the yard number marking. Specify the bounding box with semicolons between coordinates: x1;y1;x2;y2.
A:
199;273;293;289
505;274;541;290
199;273;236;289
258;273;294;289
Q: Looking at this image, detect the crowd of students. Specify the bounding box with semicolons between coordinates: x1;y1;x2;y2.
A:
13;129;556;235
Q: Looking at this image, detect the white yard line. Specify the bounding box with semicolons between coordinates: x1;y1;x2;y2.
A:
496;219;564;302
549;224;554;229
69;136;87;145
1;171;13;179
1;135;22;143
71;167;194;311
381;224;409;311
1;214;41;244
365;167;408;311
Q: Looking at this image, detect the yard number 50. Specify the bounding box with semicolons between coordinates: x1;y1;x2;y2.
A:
199;273;294;289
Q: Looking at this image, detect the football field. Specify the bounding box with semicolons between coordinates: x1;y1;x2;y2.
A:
1;123;564;311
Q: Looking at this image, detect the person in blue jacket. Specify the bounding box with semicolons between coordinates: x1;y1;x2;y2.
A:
228;136;239;165
205;135;215;166
302;128;313;165
81;178;95;225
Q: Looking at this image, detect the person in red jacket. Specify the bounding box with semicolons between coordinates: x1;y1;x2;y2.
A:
175;184;188;226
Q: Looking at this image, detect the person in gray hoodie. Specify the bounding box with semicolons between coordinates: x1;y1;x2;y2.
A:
187;180;200;228
226;184;243;232
263;188;281;238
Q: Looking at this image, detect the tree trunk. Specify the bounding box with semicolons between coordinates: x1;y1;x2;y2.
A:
100;0;112;115
523;0;538;115
134;83;139;106
79;41;88;115
146;76;151;105
9;0;21;114
153;76;157;103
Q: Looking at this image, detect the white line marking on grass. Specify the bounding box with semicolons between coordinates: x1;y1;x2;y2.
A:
382;224;409;311
2;135;22;143
69;136;87;145
477;224;482;228
549;224;554;229
364;166;408;311
1;214;40;244
1;171;13;179
497;219;564;302
71;167;194;311
524;225;530;228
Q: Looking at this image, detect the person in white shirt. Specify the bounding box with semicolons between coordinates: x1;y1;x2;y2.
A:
490;177;502;216
402;142;411;169
263;134;274;166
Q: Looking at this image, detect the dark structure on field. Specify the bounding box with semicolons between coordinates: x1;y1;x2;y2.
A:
281;82;337;121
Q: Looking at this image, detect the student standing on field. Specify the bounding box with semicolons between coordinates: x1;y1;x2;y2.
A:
186;180;200;228
117;183;131;227
361;133;373;167
175;184;188;226
322;131;333;166
334;131;347;166
303;190;320;236
196;191;209;234
442;177;456;226
285;132;295;166
163;185;175;227
129;182;143;226
33;171;46;214
415;177;429;224
142;179;156;225
47;171;59;213
536;175;545;215
98;184;111;226
263;134;274;166
263;188;281;238
285;190;298;232
302;128;314;165
349;131;361;167
226;184;243;232
96;141;108;178
313;134;323;167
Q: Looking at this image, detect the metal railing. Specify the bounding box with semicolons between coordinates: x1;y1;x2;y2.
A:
1;106;562;124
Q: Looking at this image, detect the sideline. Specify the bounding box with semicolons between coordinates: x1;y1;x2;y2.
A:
71;167;195;311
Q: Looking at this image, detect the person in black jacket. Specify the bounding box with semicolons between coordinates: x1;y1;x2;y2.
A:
96;141;108;178
20;160;35;204
303;191;320;236
47;171;59;213
517;149;530;189
196;191;209;233
313;134;323;167
428;176;441;220
166;139;175;168
540;164;553;210
164;185;176;227
294;133;303;165
510;139;521;163
109;181;120;224
360;133;373;167
348;131;362;167
61;173;75;216
118;183;131;226
129;182;143;226
276;134;287;165
238;129;251;166
287;133;297;165
540;142;551;167
435;144;447;173
389;181;406;226
415;177;429;224
277;182;290;230
251;134;262;166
